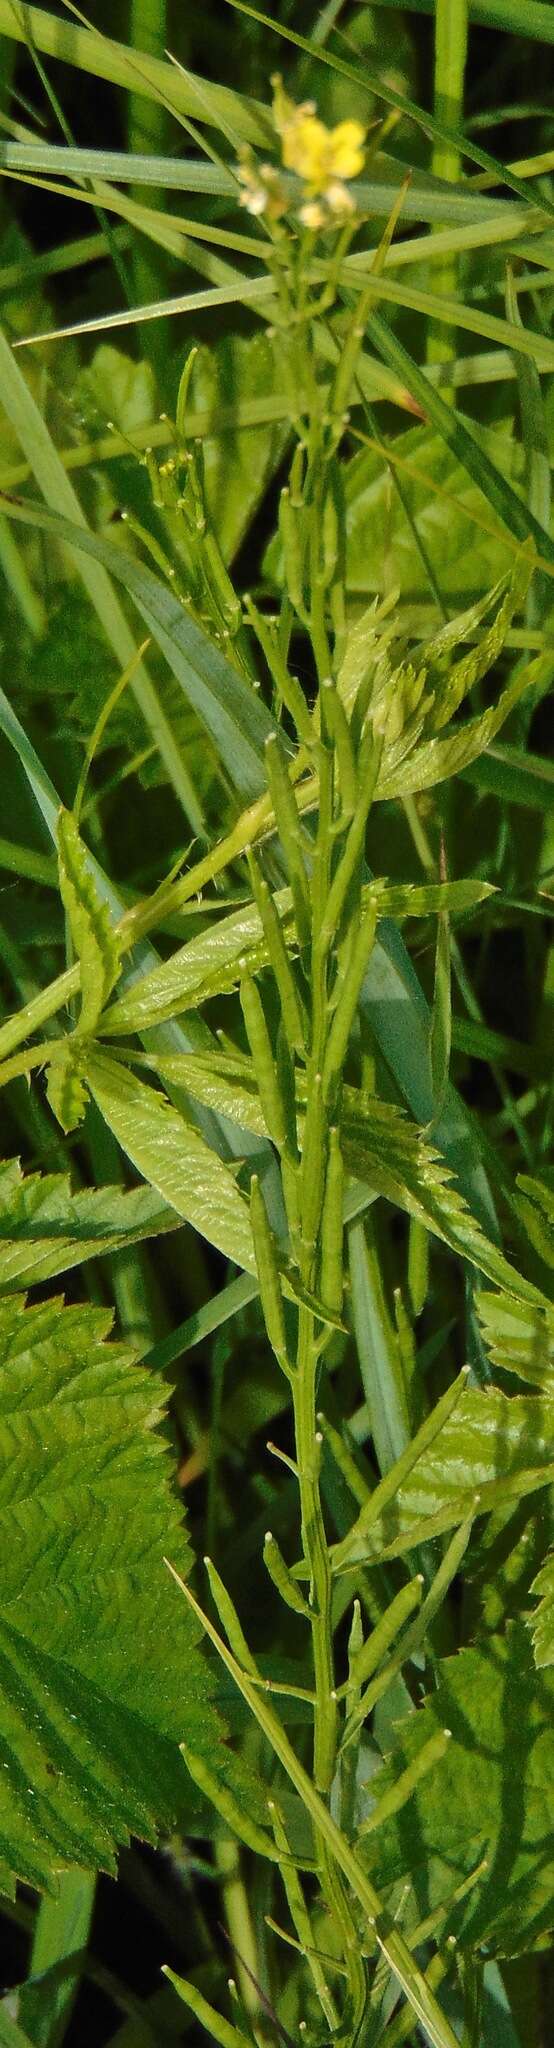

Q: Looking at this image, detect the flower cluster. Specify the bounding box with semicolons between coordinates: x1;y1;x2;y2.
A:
238;77;366;231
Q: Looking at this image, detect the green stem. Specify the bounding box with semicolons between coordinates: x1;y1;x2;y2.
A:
428;0;469;387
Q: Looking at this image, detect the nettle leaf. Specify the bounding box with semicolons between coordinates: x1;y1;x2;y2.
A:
0;1157;177;1294
0;1292;221;1897
360;1624;554;1956
86;1050;256;1272
476;1292;554;1389
529;1553;554;1668
334;1385;554;1563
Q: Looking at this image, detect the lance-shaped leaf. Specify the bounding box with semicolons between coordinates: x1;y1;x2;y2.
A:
360;1624;554;1956
86;1051;256;1272
0;1292;224;1898
333;1386;554;1564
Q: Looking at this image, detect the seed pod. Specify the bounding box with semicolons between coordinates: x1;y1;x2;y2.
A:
265;734;311;949
300;1072;326;1257
250;1174;289;1374
240;973;287;1153
176;344;199;442
359;1729;452;1837
320;1126;344;1316
247;853;305;1055
279;485;306;618
320;679;357;822
322;906;378;1110
203;1557;257;1674
263;1532;310;1617
244;597;313;744
349;1578;423;1693
180;1740;282;1862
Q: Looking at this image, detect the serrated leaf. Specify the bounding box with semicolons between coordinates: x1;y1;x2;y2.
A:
86;1050;256;1272
529;1553;554;1668
476;1292;554;1389
334;1386;554;1563
0;1156;177;1294
360;1625;554;1955
515;1174;554;1271
57;809;122;1037
0;1292;221;1897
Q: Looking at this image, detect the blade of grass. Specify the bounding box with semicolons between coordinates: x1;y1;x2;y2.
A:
0;325;204;827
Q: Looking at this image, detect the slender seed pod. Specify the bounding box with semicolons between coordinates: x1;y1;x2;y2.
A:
268;1800;338;2030
203;1556;258;1674
347;1599;364;1683
300;1072;327;1258
240;973;287;1153
320;679;357;822
359;1729;452;1837
349;1578;423;1693
317;1413;370;1511
318;726;383;951
279;486;306;618
247;852;306;1055
276;1023;298;1156
244;597;313;744
265;734;311;950
320;1126;344;1317
263;1532;311;1617
322;907;378;1109
250;1175;289;1374
180;1741;282;1863
163;1969;252;2048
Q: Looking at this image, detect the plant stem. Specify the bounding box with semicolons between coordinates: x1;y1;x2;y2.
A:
429;0;469;387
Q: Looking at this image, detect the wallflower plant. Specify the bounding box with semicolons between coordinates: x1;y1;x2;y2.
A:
0;4;552;2046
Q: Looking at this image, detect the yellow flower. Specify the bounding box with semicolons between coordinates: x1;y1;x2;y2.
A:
271;78;365;227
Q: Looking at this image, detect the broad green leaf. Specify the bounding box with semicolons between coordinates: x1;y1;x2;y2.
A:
0;1156;177;1294
476;1292;554;1389
529;1553;554;1668
334;1386;554;1562
86;1050;256;1272
79;344;157;437
19;1869;95;2048
0;1292;221;1897
360;1624;554;1955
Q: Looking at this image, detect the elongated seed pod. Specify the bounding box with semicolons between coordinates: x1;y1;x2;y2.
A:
318;1412;370;1510
240;973;287;1153
279;486;306;617
265;734;311;949
347;1598;364;1677
175;344;199;441
164;1969;252;2048
349;1578;423;1693
250;1175;289;1374
359;1729;452;1837
300;1072;327;1257
203;1556;258;1674
264;1532;311;1617
247;854;306;1056
320;1126;344;1316
322;907;378;1109
180;1741;282;1862
318;725;383;950
244;597;313;744
321;680;357;822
